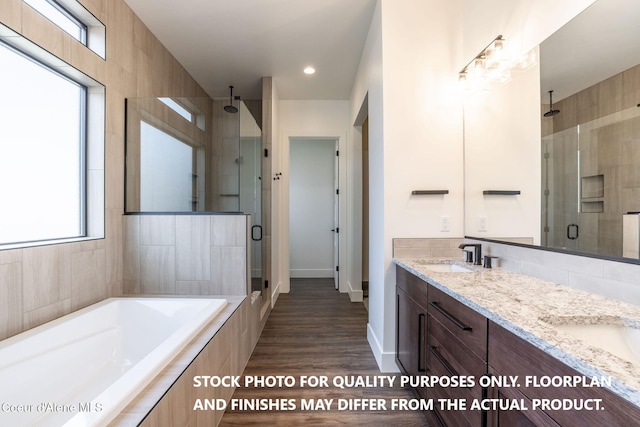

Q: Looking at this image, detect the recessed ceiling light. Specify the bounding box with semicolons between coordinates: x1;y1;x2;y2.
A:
303;66;316;75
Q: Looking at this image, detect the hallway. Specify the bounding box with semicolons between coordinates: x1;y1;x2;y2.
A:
219;278;427;426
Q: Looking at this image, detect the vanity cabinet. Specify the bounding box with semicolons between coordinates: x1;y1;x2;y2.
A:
427;283;488;426
395;267;427;398
395;265;640;426
488;320;640;427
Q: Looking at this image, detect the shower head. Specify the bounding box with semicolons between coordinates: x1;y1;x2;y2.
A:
543;90;560;117
224;85;238;113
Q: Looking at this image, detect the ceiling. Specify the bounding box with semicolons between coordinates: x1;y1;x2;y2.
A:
540;0;640;102
123;0;377;101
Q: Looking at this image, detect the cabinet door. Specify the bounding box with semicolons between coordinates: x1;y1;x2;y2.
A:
396;289;426;377
487;368;560;427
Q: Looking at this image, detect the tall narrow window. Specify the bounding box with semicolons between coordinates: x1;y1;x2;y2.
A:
0;41;87;245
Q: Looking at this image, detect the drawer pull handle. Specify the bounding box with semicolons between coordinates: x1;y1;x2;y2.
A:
418;313;426;372
429;301;472;331
429;345;458;377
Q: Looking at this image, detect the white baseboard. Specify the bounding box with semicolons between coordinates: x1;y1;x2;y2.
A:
367;323;400;373
271;281;281;308
290;269;333;278
347;280;363;302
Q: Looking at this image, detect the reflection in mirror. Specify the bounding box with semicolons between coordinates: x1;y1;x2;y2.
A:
464;0;640;262
540;0;640;259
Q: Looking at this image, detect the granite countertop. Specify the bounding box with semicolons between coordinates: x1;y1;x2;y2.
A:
393;257;640;407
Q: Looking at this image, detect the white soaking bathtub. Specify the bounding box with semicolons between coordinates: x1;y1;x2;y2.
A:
0;297;227;427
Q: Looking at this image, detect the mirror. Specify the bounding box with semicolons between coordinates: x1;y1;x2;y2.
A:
464;0;640;260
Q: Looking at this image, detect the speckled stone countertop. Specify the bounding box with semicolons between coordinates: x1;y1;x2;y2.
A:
393;257;640;407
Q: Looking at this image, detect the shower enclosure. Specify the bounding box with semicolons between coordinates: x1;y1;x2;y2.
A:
125;96;263;292
542;104;640;257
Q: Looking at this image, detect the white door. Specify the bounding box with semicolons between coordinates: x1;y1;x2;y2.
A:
289;138;336;279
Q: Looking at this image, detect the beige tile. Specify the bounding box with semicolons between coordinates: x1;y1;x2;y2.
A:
175;281;211;295
212;215;247;247
0;0;21;32
141;215;176;246
211;247;247;295
141;246;176;294
0;262;23;340
123;215;141;293
176;216;211;281
106;209;124;290
22;298;72;332
70;248;107;310
22;245;69;311
0;248;22;265
21;2;71;62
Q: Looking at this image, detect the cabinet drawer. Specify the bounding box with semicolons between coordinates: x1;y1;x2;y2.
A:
489;320;640;427
428;284;487;359
427;377;479;427
428;314;485;399
487;366;560;427
396;266;427;307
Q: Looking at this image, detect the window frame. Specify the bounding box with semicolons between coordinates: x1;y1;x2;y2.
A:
0;22;105;251
0;39;89;246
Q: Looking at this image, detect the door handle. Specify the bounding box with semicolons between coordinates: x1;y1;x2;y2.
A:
251;225;262;241
567;223;579;240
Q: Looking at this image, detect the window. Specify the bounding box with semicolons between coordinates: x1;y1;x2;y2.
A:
23;0;86;43
0;41;87;246
22;0;106;59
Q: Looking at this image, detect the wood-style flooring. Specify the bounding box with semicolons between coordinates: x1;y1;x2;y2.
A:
219;278;428;426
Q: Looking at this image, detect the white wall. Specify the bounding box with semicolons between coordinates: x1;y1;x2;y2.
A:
461;1;598;246
462;0;597;68
289;138;336;278
350;0;464;372
277;100;351;294
463;56;541;242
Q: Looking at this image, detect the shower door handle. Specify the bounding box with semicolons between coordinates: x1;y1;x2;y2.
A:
567;223;579;240
251;225;262;241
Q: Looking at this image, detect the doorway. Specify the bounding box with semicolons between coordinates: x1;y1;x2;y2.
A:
289;138;339;287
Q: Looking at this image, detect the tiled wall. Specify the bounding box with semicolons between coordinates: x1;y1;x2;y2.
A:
124;215;249;296
0;0;209;340
393;238;465;258
468;238;640;306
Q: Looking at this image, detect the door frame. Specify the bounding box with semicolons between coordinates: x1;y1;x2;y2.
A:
280;131;347;294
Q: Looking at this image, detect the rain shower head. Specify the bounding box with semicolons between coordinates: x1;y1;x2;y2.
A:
224;85;238;113
544;90;560;117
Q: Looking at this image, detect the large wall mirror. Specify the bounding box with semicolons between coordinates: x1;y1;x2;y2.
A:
464;0;640;261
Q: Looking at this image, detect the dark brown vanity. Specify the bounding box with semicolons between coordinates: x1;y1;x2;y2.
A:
395;264;640;426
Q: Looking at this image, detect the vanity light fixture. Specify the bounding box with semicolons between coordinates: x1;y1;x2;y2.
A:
459;36;539;92
459;35;521;90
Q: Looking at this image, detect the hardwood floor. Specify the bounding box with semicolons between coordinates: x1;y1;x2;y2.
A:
219;278;428;426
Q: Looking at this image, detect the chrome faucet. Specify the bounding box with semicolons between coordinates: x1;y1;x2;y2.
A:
458;243;482;265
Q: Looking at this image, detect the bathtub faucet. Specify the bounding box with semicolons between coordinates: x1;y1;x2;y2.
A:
458;243;482;265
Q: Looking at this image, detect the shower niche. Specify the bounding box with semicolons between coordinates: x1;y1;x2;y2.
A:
124;95;264;291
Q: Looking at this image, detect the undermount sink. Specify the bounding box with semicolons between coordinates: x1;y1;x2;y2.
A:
422;263;475;273
544;318;640;365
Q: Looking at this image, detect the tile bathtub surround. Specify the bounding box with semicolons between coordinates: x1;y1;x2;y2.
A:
124;214;250;297
113;294;268;426
394;258;640;408
0;0;210;340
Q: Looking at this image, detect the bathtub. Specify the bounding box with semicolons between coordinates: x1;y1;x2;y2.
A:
0;297;227;427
